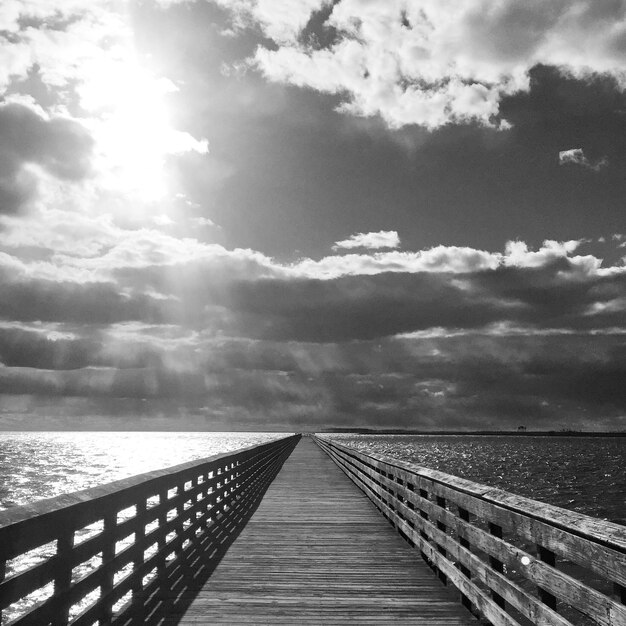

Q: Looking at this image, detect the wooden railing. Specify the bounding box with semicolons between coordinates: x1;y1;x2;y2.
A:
0;434;299;626
315;435;626;626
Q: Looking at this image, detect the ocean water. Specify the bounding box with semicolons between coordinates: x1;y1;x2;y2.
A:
328;434;626;523
0;431;285;511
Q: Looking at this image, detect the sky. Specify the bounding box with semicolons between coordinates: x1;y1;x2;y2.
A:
0;0;625;431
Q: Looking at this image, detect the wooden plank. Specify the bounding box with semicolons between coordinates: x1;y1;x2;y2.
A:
176;437;476;624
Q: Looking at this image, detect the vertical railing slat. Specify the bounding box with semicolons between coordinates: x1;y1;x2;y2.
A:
457;507;473;611
100;509;117;623
487;522;506;610
52;527;74;626
418;488;432;567
132;497;147;612
435;496;448;585
0;556;6;624
537;545;558;611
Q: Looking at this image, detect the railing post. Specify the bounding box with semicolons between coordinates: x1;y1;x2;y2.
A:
52;527;74;626
405;482;415;532
435;496;448;585
488;523;506;610
100;510;117;623
191;475;203;537
133;498;147;608
537;545;558;610
205;473;215;523
418;488;431;566
0;557;5;623
158;487;170;572
457;507;472;611
177;480;187;556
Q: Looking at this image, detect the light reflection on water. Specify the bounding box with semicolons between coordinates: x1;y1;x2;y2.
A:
0;431;284;510
330;434;626;523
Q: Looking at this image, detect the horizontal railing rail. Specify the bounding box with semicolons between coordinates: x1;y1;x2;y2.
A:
0;434;300;626
314;435;626;626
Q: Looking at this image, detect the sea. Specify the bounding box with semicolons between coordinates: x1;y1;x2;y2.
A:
0;431;285;511
328;433;626;524
1;431;623;520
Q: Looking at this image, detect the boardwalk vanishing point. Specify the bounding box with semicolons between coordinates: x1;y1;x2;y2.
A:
1;434;625;625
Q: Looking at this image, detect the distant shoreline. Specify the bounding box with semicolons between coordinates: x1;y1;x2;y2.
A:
321;429;626;437
0;428;624;436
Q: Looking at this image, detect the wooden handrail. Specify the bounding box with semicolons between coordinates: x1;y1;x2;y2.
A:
314;435;626;626
0;434;300;625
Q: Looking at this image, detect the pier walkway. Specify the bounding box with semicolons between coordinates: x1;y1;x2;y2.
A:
175;437;474;624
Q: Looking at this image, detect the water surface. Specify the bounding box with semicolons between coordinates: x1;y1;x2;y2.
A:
328;434;625;522
0;431;284;510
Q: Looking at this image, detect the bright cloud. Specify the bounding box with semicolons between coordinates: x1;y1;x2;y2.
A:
214;0;327;42
333;230;400;250
290;240;609;280
237;0;626;129
558;148;608;171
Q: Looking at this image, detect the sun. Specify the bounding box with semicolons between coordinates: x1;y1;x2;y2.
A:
79;55;208;206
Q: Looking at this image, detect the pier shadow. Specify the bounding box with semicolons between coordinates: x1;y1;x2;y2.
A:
117;459;288;626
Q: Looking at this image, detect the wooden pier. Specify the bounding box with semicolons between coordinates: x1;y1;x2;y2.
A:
1;433;625;626
176;436;473;624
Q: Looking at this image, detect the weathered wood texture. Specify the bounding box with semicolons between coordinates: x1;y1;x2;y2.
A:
0;435;299;626
315;435;626;626
175;436;475;625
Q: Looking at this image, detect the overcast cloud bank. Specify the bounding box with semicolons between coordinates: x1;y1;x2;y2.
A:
1;226;625;429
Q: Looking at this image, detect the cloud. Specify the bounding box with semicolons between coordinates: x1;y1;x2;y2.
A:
225;0;626;129
0;102;94;213
224;259;626;343
192;216;216;227
1;327;625;430
0;324;98;370
1;227;623;338
0;210;625;428
333;230;400;250
214;0;328;42
558;148;608;171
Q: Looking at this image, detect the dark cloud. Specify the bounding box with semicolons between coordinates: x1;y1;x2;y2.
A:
3;248;624;345
0;327;98;370
224;261;626;342
0;331;624;431
0;103;94;213
0;265;166;325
